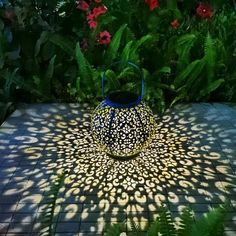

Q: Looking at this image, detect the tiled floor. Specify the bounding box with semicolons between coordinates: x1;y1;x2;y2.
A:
0;103;236;235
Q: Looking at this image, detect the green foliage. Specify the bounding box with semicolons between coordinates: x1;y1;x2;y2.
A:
37;173;229;236
1;0;236;123
39;173;65;236
176;34;197;71
177;207;195;236
104;223;126;236
105;204;228;236
105;24;127;64
156;205;176;236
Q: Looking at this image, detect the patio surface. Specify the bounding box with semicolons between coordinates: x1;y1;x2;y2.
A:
0;103;236;236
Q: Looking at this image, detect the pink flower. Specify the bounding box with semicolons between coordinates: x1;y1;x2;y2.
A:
88;20;97;29
87;12;95;21
98;31;111;45
145;0;159;11
196;3;213;19
76;0;89;11
171;19;180;29
92;5;107;18
95;0;101;2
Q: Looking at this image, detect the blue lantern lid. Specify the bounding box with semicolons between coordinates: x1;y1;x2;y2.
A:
102;61;145;109
105;91;142;109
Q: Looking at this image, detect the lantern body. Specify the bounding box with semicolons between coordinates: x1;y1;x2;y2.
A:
91;93;156;158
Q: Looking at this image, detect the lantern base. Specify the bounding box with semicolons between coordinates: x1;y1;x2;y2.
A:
107;152;140;160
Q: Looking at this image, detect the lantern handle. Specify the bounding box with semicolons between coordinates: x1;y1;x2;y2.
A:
102;61;144;99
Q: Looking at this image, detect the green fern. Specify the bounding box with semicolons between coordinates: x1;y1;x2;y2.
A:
173;59;205;89
130;34;155;61
128;217;145;236
50;34;75;57
197;79;225;100
39;173;65;236
120;40;134;66
177;207;194;236
105;24;127;64
204;33;217;84
189;204;228;236
176;34;197;72
156;205;176;236
75;42;93;84
104;69;121;92
35;31;49;57
104;222;126;236
147;220;160;236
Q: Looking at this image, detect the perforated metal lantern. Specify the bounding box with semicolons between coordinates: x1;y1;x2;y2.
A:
91;62;156;158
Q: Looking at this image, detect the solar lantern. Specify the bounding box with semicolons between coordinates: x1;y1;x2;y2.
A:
91;61;156;158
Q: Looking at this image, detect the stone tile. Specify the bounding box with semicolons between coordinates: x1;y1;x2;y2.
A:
55;222;80;233
0;213;12;223
1;103;236;235
0;194;21;204
8;222;33;233
190;203;213;213
58;212;81;222
103;212;126;222
0;223;9;233
55;234;80;236
77;233;102;236
79;222;104;233
11;213;36;223
0;204;18;213
15;203;39;214
225;231;236;236
127;220;149;231
18;194;43;204
80;212;103;222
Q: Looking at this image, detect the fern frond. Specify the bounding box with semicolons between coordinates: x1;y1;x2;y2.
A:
120;40;134;66
174;59;205;89
176;34;197;72
147;220;160;236
204;33;217;84
189;204;228;236
127;217;146;236
157;205;176;236
105;24;127;64
75;42;93;86
50;34;75;57
104;222;126;236
130;34;155;61
198;79;225;100
39;173;65;236
177;207;194;236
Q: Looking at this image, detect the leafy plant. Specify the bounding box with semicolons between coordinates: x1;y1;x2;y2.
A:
105;203;229;236
39;173;65;236
1;0;236;123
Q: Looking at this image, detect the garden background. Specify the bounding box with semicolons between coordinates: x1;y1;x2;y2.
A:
1;0;236;123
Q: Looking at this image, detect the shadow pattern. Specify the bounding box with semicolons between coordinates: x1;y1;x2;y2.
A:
0;103;236;235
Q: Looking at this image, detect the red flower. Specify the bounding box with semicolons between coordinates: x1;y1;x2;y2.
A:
94;0;101;2
76;0;89;11
98;31;111;45
88;20;97;29
145;0;159;11
171;19;180;29
196;3;213;19
92;5;107;17
87;12;95;21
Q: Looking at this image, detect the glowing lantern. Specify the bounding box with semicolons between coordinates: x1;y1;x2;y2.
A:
91;62;156;158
